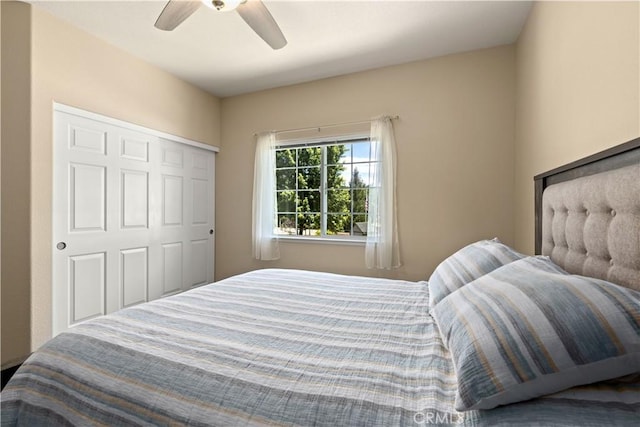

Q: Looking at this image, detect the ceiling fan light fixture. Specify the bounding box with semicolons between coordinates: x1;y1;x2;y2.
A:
201;0;245;12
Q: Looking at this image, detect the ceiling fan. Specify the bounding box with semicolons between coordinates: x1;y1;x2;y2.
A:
155;0;287;50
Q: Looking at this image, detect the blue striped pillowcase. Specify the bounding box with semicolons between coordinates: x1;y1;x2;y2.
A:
428;239;524;308
432;256;640;411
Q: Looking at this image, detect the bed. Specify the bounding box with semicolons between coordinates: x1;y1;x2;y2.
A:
2;138;639;426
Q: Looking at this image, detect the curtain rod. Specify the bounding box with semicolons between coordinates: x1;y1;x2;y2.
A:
253;115;399;137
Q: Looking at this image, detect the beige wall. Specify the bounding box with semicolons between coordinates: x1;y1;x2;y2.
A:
514;1;640;254
1;1;32;368
218;45;516;282
1;2;221;366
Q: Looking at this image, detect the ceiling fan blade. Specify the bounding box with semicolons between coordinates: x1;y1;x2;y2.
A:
155;0;202;31
236;0;287;50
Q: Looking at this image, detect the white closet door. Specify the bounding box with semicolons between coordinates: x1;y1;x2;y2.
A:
53;110;215;336
152;138;215;300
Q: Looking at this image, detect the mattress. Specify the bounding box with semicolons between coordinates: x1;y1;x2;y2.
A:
2;269;638;426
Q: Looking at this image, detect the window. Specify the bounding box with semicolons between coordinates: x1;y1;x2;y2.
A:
274;137;375;239
253;116;399;267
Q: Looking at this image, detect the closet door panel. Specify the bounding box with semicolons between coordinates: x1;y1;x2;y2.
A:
121;247;149;308
69;164;106;232
53;108;215;337
121;170;149;229
162;174;184;227
69;252;106;324
190;239;209;287
162;242;183;296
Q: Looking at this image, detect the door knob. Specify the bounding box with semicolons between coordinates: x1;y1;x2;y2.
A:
56;242;67;250
209;229;214;235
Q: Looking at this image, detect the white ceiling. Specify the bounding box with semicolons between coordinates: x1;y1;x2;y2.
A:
30;0;532;97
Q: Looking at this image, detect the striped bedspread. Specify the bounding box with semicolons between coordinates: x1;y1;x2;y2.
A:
2;269;638;426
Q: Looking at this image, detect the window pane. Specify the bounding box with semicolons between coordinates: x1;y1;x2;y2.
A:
276;149;296;168
327;165;349;189
338;143;352;164
354;214;368;223
327;213;351;235
352;164;373;187
352;189;369;213
276;214;296;235
353;215;368;236
298;147;321;166
352;142;371;163
297;190;320;213
298;167;320;189
276;169;296;190
277;191;296;213
327;188;350;214
326;144;348;165
297;213;320;236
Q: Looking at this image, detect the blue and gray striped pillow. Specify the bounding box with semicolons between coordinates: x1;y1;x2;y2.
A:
428;239;524;308
432;256;640;411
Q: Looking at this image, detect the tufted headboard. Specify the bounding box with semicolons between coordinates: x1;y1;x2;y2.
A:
534;137;640;291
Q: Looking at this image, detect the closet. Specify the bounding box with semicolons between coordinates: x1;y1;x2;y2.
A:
52;104;216;336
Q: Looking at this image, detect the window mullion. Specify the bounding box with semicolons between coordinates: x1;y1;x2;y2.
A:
295;149;299;235
350;146;354;237
321;147;327;237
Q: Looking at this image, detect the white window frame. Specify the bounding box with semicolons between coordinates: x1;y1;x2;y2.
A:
274;134;375;244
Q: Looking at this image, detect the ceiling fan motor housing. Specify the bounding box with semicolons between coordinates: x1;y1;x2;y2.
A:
208;0;245;12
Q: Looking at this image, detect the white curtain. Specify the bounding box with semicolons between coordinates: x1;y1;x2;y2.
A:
366;116;401;269
252;132;280;260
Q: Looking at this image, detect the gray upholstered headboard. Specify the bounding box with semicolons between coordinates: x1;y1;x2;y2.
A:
534;138;640;291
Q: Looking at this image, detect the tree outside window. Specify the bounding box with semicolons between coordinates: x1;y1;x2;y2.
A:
275;138;373;238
